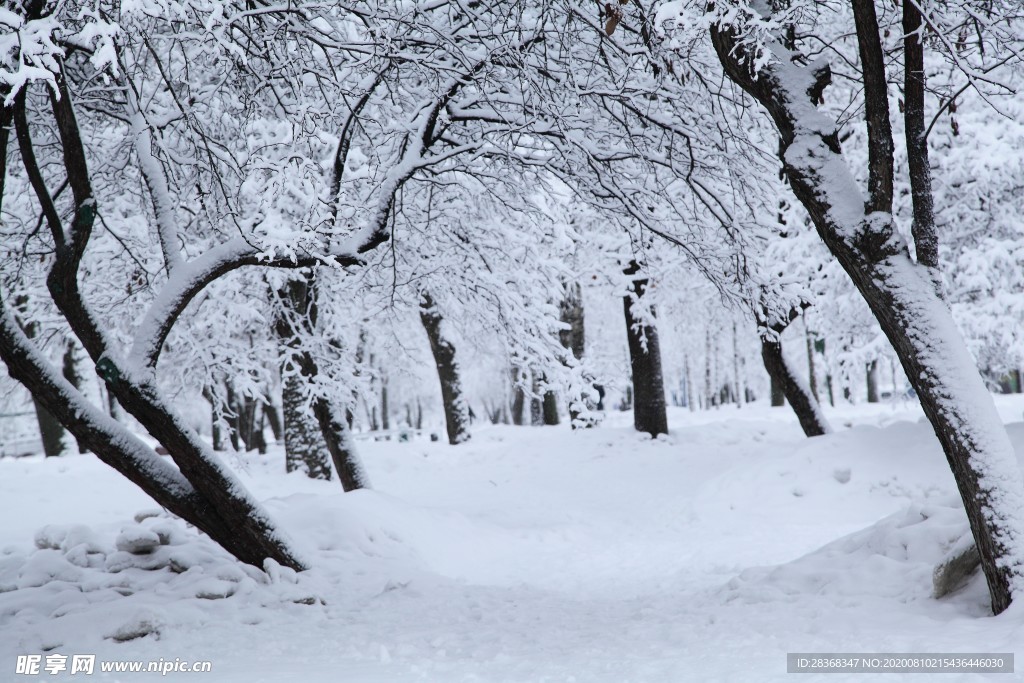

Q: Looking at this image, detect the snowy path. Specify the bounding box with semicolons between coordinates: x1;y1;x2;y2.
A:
3;399;1024;681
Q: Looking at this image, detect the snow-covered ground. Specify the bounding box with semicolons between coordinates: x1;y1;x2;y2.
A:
4;397;1024;681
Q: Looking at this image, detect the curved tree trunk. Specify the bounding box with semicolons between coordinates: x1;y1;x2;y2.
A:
760;333;830;437
712;13;1024;613
420;292;471;444
622;261;668;437
313;399;370;491
0;299;307;571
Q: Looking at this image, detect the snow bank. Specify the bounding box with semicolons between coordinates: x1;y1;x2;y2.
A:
724;497;978;604
0;513;324;654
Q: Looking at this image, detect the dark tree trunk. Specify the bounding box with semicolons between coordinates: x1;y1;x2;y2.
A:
237;398;252;445
235;395;266;454
264;400;282;443
542;387;560;425
770;372;786;407
380;374;390;431
313;399;369;491
559;283;585;359
274;278;328;478
274;275;362;485
731;322;743;409
813;336;835;407
203;386;225;451
703;330;714;409
761;334;830;437
902;0;938;272
223;381;241;451
0;304;306;570
419;293;470;444
281;373;328;477
530;371;544;425
103;372;307;567
712;12;1024;613
510;366;526;425
211;403;224;451
20;319;66;457
32;393;65;457
252;402;267;454
622;261;668;436
866;360;880;403
558;282;590;426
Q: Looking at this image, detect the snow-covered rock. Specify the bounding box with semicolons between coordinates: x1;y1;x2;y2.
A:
115;527;161;555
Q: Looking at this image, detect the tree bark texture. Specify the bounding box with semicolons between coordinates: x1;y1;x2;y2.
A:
622;261;668;437
274;275;367;489
761;334;830;437
902;0;939;271
770;372;786;407
274;277;332;478
420;293;471;444
281;373;329;477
